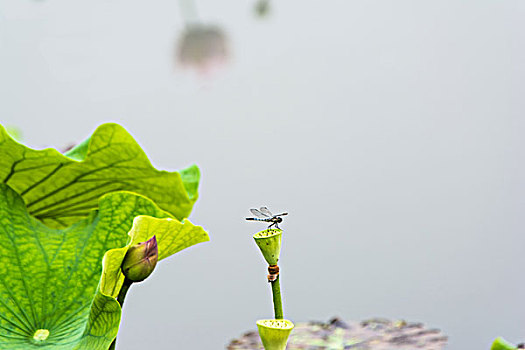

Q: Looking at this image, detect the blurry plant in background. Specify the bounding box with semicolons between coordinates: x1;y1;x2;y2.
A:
254;0;271;18
177;25;229;74
176;0;230;75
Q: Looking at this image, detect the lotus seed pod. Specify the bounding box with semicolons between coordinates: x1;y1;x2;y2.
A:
492;337;519;350
253;229;282;266
121;235;158;282
256;319;294;350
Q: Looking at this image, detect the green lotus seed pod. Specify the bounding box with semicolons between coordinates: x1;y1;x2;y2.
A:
492;337;518;350
256;319;294;350
121;235;158;282
253;229;282;266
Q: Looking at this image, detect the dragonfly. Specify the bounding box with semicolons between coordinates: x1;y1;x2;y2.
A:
246;206;288;230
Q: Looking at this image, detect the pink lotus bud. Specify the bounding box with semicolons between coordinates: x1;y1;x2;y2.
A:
176;25;229;75
121;236;158;282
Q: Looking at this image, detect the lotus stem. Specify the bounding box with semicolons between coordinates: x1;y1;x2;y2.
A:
271;276;283;319
253;229;285;319
178;0;199;25
117;277;133;307
109;278;133;350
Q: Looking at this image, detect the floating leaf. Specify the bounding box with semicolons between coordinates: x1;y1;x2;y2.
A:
0;123;199;228
0;184;209;349
228;317;448;350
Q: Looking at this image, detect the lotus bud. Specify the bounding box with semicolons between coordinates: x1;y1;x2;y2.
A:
176;25;229;75
253;229;282;266
256;319;294;350
121;235;158;282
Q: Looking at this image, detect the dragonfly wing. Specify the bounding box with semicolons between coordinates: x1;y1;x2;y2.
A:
250;208;268;218
259;207;273;217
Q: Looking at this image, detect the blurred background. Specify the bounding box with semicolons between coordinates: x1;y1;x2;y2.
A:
1;0;524;349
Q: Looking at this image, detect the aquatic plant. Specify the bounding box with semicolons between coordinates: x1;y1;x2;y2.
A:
253;228;294;350
0;123;209;349
492;337;524;350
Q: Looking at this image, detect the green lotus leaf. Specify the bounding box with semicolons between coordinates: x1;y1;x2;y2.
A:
5;126;22;142
0;184;209;349
0;123;199;228
491;337;518;350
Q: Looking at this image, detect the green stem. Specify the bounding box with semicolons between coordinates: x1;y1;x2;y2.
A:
271;276;283;319
178;0;200;25
109;278;133;350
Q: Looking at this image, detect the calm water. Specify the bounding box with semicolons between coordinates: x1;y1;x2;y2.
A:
1;1;524;349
